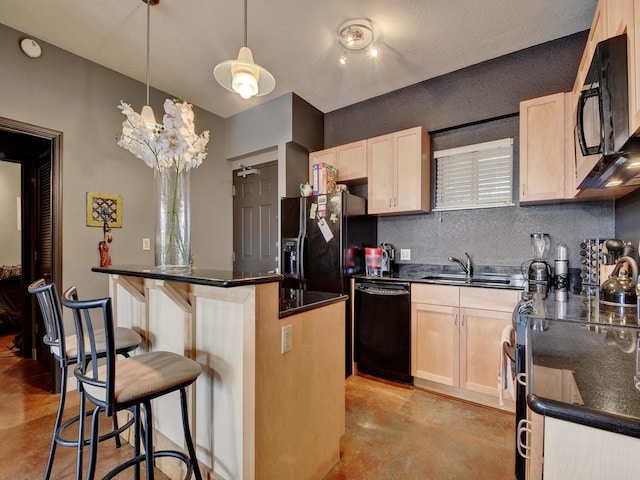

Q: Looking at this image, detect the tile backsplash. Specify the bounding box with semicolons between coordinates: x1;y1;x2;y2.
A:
377;201;614;272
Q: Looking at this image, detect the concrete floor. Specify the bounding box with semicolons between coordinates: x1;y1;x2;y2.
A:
0;331;170;480
323;375;515;479
0;331;514;479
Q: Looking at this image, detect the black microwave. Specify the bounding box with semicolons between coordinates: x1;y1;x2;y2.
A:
576;33;640;188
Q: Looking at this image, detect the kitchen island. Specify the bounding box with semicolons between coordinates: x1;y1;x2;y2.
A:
517;289;640;478
92;265;347;480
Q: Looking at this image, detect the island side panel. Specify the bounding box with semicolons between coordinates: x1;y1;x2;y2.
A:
256;298;346;480
145;278;195;472
191;282;265;480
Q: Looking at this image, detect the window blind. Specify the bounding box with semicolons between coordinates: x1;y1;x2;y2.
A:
434;138;514;211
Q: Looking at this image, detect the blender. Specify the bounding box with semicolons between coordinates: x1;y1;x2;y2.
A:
528;233;552;289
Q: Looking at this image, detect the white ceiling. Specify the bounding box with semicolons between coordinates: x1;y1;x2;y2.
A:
1;0;597;119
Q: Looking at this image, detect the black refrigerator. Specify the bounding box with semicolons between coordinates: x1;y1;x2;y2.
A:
280;192;377;376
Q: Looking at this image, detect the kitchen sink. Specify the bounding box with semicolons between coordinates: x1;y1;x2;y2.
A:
421;274;518;287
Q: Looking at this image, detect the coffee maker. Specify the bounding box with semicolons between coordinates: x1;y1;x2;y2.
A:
528;233;551;289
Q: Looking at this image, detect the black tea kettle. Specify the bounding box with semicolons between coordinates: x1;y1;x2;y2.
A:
600;255;639;306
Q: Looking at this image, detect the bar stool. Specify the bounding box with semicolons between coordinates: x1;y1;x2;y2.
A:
61;286;202;480
28;279;142;480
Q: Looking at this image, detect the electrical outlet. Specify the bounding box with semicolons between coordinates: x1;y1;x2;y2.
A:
142;238;151;250
281;324;293;354
400;248;411;261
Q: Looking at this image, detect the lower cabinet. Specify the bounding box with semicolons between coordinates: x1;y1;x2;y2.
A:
531;416;640;479
411;284;519;406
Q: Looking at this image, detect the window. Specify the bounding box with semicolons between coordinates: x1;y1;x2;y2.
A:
434;138;514;211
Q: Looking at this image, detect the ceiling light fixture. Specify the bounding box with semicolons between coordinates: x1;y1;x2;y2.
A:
337;19;377;65
213;0;275;99
140;0;159;126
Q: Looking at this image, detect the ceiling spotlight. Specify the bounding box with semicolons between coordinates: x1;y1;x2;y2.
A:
337;18;377;64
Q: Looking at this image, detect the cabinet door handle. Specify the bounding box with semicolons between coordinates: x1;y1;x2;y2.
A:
454;314;458;326
461;314;465;327
388;198;392;207
517;419;532;459
516;372;527;387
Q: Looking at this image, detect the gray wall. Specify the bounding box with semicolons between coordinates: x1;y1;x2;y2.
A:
325;31;615;269
0;161;21;265
615;188;640;252
0;23;230;300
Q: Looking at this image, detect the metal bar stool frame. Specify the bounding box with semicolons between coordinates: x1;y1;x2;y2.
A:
62;286;202;480
28;279;141;480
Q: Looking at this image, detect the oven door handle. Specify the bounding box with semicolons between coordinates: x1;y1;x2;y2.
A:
517;419;532;460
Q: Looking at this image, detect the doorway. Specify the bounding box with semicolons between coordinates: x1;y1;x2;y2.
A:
0;117;62;390
232;161;279;274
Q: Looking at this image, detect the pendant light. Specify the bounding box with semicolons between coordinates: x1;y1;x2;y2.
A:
140;0;158;125
213;0;275;99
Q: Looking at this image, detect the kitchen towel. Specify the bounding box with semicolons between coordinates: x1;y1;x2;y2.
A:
498;324;516;408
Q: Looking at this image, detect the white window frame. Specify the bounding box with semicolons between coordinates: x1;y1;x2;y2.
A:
433;138;514;211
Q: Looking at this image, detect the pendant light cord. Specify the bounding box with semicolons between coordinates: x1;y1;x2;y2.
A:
243;0;247;47
145;0;151;105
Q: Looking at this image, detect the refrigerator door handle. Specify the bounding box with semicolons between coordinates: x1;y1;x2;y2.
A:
299;234;306;290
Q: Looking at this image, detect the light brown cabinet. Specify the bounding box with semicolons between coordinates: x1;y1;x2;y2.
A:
521;89;635;203
519;93;567;203
367;126;430;215
573;0;609;94
411;284;518;405
308;140;367;185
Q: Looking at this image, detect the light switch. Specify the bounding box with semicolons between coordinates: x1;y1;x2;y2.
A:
142;238;151;251
400;249;411;261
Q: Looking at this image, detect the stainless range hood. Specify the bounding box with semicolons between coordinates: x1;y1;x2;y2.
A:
578;150;640;189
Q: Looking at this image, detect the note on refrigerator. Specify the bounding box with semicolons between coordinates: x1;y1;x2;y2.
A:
317;218;334;242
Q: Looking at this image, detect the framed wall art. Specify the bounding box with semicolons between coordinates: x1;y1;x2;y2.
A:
86;192;122;228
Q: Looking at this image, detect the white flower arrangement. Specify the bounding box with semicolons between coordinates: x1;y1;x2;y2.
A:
117;99;209;172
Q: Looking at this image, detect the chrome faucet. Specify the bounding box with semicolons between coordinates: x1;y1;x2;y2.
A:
448;253;473;278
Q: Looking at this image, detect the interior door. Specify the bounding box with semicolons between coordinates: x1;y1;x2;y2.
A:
232;162;279;273
0;121;61;395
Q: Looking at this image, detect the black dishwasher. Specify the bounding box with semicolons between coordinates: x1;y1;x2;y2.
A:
354;280;412;384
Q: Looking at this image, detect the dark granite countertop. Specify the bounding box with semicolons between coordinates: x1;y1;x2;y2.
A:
92;265;283;287
522;289;640;437
279;289;348;319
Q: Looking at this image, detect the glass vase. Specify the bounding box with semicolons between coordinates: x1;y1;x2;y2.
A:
155;168;191;270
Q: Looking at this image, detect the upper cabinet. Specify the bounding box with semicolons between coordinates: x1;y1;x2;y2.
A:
573;0;609;94
367;126;431;215
521;0;640;203
308;126;430;216
519;93;567;203
308;140;367;184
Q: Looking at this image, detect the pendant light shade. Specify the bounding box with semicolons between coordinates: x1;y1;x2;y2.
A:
214;47;274;99
213;0;275;99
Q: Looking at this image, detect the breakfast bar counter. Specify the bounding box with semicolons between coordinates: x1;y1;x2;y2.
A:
92;265;347;480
